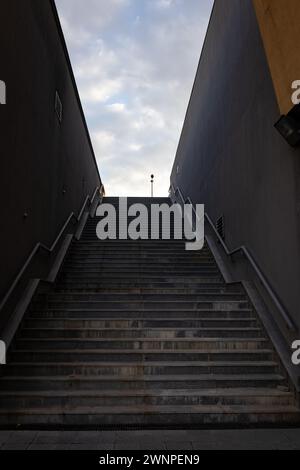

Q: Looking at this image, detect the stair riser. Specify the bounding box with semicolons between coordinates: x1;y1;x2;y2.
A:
63;269;219;275
28;310;254;319
69;247;211;251
68;258;214;265
0;394;292;409
0;378;285;392
54;282;237;295
8;351;275;362
32;301;250;310
56;281;225;288
54;289;243;296
15;339;269;350
36;294;246;302
20;329;264;339
24;319;258;329
5;364;278;376
60;273;222;279
67;255;214;261
65;253;214;258
1;411;299;427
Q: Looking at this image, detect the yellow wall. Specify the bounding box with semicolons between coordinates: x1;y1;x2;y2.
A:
253;0;300;114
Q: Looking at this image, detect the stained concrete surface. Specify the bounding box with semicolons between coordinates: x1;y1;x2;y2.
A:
0;429;299;450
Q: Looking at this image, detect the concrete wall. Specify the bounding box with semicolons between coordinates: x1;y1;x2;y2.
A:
0;0;101;300
171;0;300;330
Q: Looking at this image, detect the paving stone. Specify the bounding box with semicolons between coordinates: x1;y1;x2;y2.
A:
165;441;193;450
2;431;37;450
0;431;13;446
1;429;300;450
31;431;64;445
27;444;65;451
139;440;167;450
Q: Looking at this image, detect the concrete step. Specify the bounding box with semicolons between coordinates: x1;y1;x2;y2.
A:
64;264;217;271
8;349;276;363
0;374;286;392
67;253;214;260
24;317;258;329
1;405;299;427
63;263;218;270
60;269;221;277
65;254;214;260
56;274;223;289
1;405;298;427
69;241;210;247
4;361;279;377
32;300;250;310
53;286;243;294
81;234;190;239
36;293;247;302
14;337;270;351
29;308;255;319
56;284;227;292
60;270;223;284
20;327;264;339
0;388;292;409
70;252;210;258
64;260;217;267
68;250;210;257
66;250;213;257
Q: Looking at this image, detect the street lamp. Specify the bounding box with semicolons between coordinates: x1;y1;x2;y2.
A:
151;174;154;198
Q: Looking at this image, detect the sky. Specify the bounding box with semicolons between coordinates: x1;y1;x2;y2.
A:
55;0;214;196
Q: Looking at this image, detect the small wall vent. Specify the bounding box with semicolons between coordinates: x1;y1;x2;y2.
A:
0;80;6;105
55;91;63;123
216;215;225;240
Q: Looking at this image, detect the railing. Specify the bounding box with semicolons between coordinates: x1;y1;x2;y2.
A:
169;184;297;332
0;185;103;317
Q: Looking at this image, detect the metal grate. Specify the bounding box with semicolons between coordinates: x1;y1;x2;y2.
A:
216;215;225;240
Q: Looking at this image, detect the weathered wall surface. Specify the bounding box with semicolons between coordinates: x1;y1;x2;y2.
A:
253;0;300;114
171;0;300;330
0;0;101;299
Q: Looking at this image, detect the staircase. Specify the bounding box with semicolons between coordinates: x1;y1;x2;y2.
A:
0;197;299;427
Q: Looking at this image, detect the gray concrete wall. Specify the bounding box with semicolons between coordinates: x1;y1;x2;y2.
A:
171;0;300;330
0;0;101;299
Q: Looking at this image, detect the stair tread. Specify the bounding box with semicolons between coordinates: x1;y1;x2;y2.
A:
0;387;290;397
30;308;253;311
1;374;285;381
12;348;274;353
0;405;298;415
7;361;278;367
17;336;268;340
22;327;261;332
26;318;256;322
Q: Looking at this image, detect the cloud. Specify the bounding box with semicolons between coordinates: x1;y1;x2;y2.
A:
80;79;123;103
154;0;175;9
107;103;126;113
55;0;213;196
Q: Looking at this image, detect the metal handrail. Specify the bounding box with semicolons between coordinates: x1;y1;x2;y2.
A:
0;185;103;314
170;184;297;332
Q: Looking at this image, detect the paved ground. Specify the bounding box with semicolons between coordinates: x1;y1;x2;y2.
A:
0;429;299;450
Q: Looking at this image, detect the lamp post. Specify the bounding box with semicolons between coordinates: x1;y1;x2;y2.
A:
151;174;154;198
